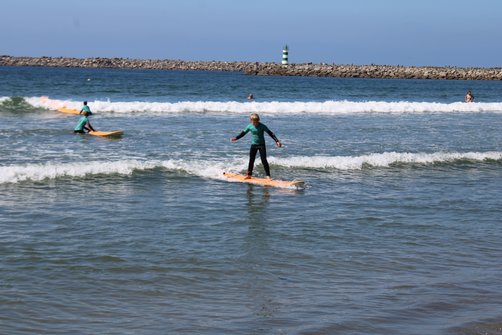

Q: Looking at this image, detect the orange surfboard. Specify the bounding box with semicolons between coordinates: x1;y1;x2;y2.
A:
58;106;81;115
40;96;79;114
223;172;304;189
41;96;72;112
88;130;123;137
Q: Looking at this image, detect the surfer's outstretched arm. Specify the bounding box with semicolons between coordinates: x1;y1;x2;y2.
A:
266;129;282;147
231;130;248;142
85;121;96;132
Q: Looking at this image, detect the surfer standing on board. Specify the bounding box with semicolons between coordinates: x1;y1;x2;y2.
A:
80;101;93;115
74;111;95;134
231;113;282;180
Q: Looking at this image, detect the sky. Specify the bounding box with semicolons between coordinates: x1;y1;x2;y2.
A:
1;0;501;67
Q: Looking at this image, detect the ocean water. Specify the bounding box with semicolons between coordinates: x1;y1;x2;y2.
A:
1;66;502;335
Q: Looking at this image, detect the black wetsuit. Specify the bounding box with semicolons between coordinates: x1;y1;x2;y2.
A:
235;123;280;177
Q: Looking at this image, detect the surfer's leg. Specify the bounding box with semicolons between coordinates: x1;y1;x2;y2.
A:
258;145;271;177
247;145;258;178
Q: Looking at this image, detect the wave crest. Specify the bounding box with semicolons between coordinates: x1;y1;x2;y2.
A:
269;151;502;170
2;152;500;184
27;97;502;115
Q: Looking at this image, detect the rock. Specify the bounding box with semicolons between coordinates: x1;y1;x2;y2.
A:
1;55;501;80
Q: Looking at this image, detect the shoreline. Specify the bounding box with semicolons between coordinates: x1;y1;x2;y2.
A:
1;55;501;80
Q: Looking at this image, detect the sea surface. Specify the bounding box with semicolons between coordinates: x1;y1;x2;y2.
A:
1;66;502;335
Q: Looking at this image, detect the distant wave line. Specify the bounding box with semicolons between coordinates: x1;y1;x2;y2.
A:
25;97;502;115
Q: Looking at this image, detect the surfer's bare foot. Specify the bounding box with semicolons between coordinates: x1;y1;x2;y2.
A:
244;175;252;179
266;176;272;180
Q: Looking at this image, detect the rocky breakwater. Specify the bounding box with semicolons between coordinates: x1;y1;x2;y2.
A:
0;55;254;72
246;63;502;81
2;56;502;80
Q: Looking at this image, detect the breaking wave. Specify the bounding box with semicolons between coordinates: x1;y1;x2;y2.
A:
26;96;502;115
269;151;502;170
2;151;501;184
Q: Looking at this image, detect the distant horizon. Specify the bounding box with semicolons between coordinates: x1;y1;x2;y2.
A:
1;0;501;68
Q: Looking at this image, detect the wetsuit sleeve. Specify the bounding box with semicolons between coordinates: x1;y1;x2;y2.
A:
235;131;246;140
265;128;280;143
235;125;250;140
86;121;96;132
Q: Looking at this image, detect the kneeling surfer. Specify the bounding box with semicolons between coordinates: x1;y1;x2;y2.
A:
231;113;282;179
74;111;95;133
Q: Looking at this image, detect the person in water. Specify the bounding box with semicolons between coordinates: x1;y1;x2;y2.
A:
464;89;474;103
231;113;282;179
80;101;93;114
74;111;95;133
247;93;254;100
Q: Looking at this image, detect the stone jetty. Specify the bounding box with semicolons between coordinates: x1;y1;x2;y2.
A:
1;55;501;80
0;55;254;72
247;63;502;81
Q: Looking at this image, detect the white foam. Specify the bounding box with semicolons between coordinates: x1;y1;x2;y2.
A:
0;160;157;184
269;151;502;170
0;158;247;184
27;97;502;115
158;157;246;180
2;152;500;184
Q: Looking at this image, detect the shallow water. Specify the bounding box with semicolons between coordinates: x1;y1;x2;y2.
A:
1;66;502;334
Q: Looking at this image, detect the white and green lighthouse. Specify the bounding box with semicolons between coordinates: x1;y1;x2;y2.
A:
282;45;289;66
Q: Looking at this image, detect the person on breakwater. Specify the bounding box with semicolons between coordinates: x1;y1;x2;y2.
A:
80;101;93;114
231;113;282;180
464;89;474;103
74;111;95;133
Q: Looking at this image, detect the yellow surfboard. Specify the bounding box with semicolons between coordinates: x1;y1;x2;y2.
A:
88;130;124;137
223;172;304;188
40;96;75;113
57;106;81;115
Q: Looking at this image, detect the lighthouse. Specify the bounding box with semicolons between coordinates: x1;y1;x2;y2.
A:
282;45;288;67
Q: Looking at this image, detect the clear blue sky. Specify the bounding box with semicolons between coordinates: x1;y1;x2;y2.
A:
1;0;501;67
